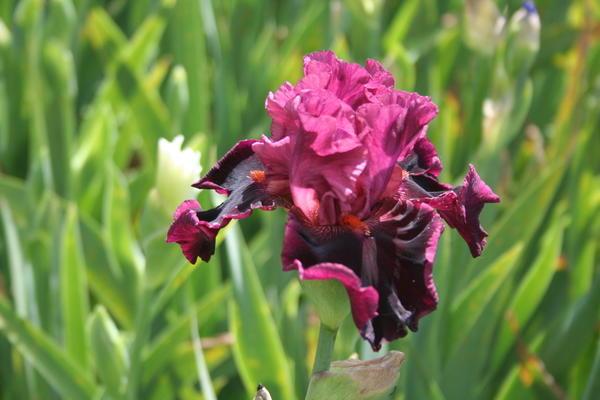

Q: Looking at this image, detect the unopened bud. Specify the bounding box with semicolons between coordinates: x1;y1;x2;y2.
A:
464;0;506;55
301;279;350;331
155;135;201;212
306;351;405;400
504;1;541;78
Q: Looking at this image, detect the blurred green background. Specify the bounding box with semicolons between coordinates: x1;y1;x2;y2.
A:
0;0;599;399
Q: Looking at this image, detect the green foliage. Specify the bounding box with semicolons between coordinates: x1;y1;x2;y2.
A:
0;0;598;399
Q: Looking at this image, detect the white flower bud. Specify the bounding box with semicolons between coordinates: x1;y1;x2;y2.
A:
464;0;506;55
155;135;201;212
505;1;541;78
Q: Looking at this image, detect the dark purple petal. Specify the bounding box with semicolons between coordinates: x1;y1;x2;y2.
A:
282;199;444;351
406;165;500;257
193;139;259;194
282;212;363;272
400;137;443;177
290;260;379;331
282;212;378;330
437;165;499;257
167;141;279;264
362;199;444;350
166;200;217;263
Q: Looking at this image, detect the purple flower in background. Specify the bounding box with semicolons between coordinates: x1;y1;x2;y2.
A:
167;51;499;350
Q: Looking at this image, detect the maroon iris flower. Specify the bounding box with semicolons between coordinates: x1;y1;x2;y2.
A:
167;51;499;350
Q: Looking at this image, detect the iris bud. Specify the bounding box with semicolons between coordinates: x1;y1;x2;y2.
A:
504;1;541;79
306;351;405;400
302;279;350;331
155;135;201;212
464;0;505;55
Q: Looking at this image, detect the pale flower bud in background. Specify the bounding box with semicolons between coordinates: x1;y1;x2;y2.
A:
155;135;201;212
464;0;506;55
306;351;405;400
505;1;541;78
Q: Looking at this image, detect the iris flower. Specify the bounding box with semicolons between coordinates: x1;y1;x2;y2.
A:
167;51;499;350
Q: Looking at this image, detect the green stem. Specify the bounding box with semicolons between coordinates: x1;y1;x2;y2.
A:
312;323;337;374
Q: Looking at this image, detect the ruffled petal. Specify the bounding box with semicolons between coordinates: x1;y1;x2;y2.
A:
168;140;279;264
296;89;362;156
302;51;372;107
166;200;217;263
400;137;443;177
402;164;500;257
355;102;407;206
265;82;299;140
362;199;444;350
282;199;444;350
364;59;395;88
193;139;259;193
428;165;499;257
254;126;366;224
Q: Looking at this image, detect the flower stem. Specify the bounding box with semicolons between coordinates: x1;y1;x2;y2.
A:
312;323;338;374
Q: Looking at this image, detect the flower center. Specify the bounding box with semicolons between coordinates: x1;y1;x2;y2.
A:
341;214;371;236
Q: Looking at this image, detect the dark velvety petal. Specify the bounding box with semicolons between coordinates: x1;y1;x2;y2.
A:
193;139;260;194
403;164;500;257
168;141;279;264
166;200;217;263
282;212;363;272
400;137;443;177
282;213;380;330
291;260;379;331
361;199;444;350
431;165;499;257
282;201;444;351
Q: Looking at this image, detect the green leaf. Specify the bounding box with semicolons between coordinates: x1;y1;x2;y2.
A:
583;337;600;400
88;305;128;398
59;204;89;368
186;281;217;400
142;284;230;384
494;334;544;400
225;224;296;400
447;242;524;347
490;213;567;369
168;0;209;136
79;214;133;328
543;277;600;376
0;298;99;399
467;161;564;277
